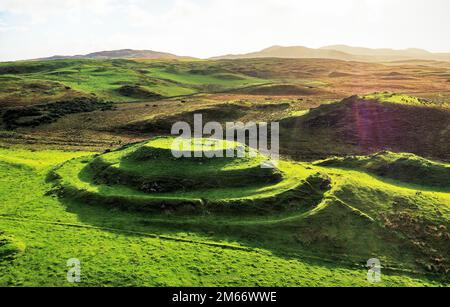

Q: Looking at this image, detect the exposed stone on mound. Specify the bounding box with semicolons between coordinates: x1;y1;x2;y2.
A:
87;138;283;193
305;172;332;191
51;137;325;214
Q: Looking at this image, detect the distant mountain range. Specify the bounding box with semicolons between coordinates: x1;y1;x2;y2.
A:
35;49;196;61
33;45;450;62
211;45;450;62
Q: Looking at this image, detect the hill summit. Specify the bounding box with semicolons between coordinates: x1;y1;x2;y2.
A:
213;45;450;62
35;49;196;61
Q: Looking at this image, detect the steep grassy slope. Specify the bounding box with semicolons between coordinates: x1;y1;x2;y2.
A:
279;94;450;161
317;151;450;188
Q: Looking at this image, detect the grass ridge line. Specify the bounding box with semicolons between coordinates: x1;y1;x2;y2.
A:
0;214;436;278
0;214;254;252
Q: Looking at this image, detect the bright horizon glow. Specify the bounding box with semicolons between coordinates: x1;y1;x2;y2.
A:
1;0;450;61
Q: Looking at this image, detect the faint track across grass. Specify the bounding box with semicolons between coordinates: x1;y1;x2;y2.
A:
0;214;436;278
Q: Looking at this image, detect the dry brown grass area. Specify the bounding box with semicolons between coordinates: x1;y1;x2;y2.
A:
1;58;450;155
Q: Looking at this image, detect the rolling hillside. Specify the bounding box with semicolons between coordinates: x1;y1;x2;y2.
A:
34;49;196;61
280;93;450;161
213;45;450;62
321;45;450;62
212;45;356;61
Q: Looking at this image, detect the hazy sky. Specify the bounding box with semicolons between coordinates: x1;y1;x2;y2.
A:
1;0;450;61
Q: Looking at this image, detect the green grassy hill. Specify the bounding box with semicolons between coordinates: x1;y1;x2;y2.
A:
0;59;267;105
317;151;450;188
50;137;325;214
1;141;448;286
279;94;450;161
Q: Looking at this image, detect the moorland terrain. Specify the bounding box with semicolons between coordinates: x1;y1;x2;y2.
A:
0;49;449;286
